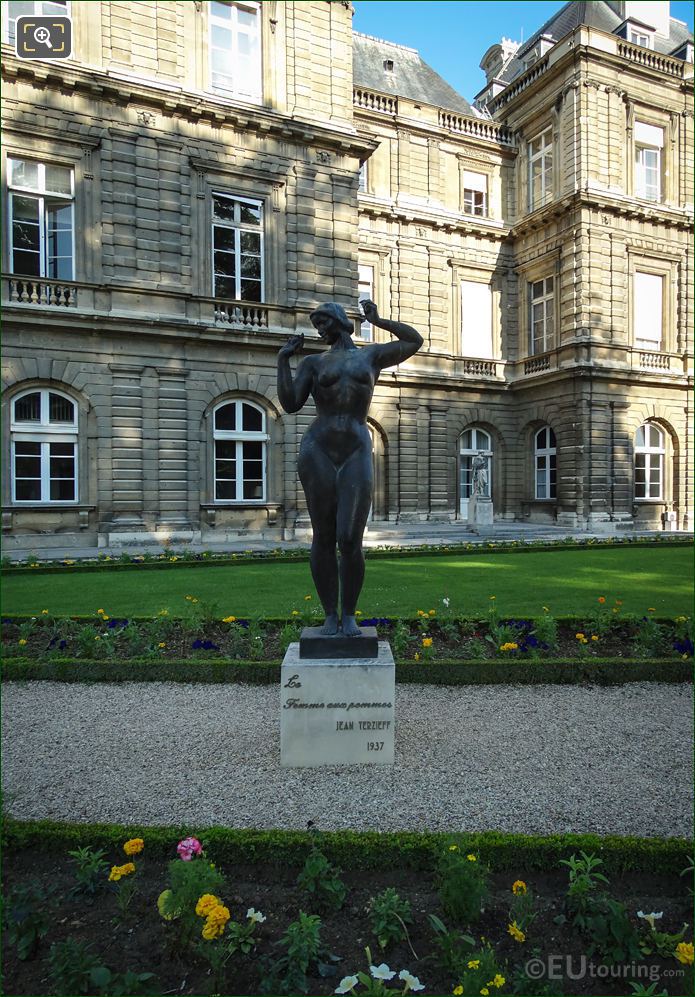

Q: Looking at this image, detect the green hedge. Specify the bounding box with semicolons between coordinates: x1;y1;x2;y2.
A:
1;656;690;685
2;535;690;575
2;818;690;875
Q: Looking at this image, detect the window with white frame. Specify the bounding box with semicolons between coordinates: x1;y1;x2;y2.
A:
528;127;553;211
635;122;663;201
358;264;374;341
213;399;268;502
463;170;487;217
529;276;555;355
634;423;665;500
212;193;263;301
461;279;493;358
7;158;74;279
534;426;557;500
358;162;367;193
633;271;663;350
3;0;68;46
209;1;261;103
11;388;78;503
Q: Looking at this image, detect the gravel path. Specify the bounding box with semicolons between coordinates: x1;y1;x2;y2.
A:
2;681;692;838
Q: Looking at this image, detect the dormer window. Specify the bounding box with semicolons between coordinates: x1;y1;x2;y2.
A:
617;18;655;49
383;59;394;72
630;29;652;47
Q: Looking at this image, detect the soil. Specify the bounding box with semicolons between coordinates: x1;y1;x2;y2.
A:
2;616;690;664
3;848;692;997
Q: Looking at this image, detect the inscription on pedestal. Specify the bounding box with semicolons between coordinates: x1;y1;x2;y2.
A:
280;642;395;767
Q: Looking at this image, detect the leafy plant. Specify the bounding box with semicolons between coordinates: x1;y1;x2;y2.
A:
48;938;103;994
367;888;413;951
428;913;475;980
448;941;506;996
4;881;51;960
245;617;267;660
391;619;410;659
260;911;330;995
560;851;610;930
280;621;301;653
585;898;642;964
297;846;347;912
159;854;226;946
508;880;537;934
628;984;668;996
68;845;110;896
533;609;558;651
437;847;490;925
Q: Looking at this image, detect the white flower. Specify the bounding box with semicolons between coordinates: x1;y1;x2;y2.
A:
399;969;425;991
637;910;663;930
370;963;396;981
334;976;359;994
442;597;450;608
246;907;266;923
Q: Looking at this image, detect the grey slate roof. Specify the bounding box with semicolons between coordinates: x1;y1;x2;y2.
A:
353;31;474;115
498;0;693;85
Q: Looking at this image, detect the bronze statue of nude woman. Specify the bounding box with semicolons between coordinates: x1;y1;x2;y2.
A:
277;301;423;637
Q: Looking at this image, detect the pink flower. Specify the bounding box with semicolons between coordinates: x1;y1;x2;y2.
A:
177;836;202;861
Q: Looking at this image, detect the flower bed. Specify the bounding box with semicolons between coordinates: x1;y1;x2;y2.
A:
2;600;692;668
3;822;692;997
1;534;690;575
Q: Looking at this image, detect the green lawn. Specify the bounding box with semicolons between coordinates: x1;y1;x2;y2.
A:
1;547;692;618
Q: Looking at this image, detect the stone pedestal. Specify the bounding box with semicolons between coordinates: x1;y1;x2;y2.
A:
280;642;395;767
469;494;494;526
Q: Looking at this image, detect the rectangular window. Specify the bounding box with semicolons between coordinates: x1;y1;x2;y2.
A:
463;170;487;217
8;158;74;279
12;440;77;502
3;0;68;46
633;271;663;349
529;276;555;355
635;122;663;202
528;127;553;211
358;162;367;193
358;264;374;341
634;452;663;499
630;30;652;47
209;1;261;103
461;279;493;358
212;192;264;301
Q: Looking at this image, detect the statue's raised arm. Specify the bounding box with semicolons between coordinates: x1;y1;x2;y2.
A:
360;299;424;371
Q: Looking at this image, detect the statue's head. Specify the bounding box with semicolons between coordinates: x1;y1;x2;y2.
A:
309;303;353;342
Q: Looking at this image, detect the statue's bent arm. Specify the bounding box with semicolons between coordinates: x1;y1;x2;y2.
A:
277;352;316;414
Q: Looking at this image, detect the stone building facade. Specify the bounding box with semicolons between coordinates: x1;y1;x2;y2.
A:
1;0;693;551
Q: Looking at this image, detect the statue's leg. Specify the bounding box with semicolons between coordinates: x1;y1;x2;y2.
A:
298;441;339;635
336;442;373;637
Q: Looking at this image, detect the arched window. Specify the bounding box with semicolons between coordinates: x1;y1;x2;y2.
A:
534;426;557;499
459;427;492;518
11;387;78;502
213;399;268;502
635;423;665;500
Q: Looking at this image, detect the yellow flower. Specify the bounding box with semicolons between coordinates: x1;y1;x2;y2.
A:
18;639;27;646
417;609;426;617
422;637;433;648
481;989;490;996
500;642;518;652
675;942;694;965
41;609;49;615
191;598;198;604
355;610;362;616
648;607;656;612
542;606;549;612
109;862;135;882
449;844;459;851
185;595;193;601
414;653;420;661
158;642;166;648
512;880;527;895
467;959;480;969
158;609;169;616
304;594;312;601
493;975;505;988
195;894;221;917
466;854;477;862
94;636;101;641
575;632;585;640
123;838;144;856
97;608;105;615
291;610;300;616
102;615;109;621
489;595;496;600
507;921;525;943
591;635;599;641
453;988;464;996
202;920;223;940
428;609;436;616
222;616;237;623
675;615;687;623
169;556;178;562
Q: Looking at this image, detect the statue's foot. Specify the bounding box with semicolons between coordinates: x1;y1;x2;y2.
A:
341;614;362;638
318;614;339;636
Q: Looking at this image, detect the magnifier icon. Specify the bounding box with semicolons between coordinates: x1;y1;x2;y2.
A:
33;26;53;48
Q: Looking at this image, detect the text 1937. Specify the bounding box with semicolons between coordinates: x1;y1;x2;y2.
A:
367;741;385;752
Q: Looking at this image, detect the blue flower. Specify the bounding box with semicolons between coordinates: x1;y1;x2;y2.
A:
674;638;693;656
